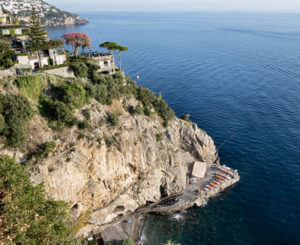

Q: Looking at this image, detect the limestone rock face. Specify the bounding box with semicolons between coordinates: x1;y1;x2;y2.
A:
0;99;219;237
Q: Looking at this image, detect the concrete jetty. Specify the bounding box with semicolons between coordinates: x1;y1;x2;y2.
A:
89;164;239;244
151;164;239;214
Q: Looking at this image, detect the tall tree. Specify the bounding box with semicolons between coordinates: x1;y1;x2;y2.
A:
99;41;128;71
62;32;91;57
27;7;48;68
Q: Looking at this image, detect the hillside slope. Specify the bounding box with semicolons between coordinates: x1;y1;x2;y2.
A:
0;73;219;238
0;0;88;26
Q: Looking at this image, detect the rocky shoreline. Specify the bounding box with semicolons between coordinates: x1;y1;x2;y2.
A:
0;0;88;27
0;74;237;243
91;164;240;244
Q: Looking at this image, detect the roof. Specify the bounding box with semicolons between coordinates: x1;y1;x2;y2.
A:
192;161;207;178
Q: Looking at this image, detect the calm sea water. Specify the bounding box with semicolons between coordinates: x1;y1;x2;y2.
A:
47;12;300;245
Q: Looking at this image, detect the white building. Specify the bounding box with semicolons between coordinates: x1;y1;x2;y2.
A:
92;53;118;75
17;48;67;70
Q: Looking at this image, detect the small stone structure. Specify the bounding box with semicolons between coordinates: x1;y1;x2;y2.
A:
0;67;15;78
99;225;128;245
16;50;67;70
44;67;75;78
192;161;207;178
91;53;118;75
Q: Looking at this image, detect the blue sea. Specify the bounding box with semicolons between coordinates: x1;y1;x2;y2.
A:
47;12;300;245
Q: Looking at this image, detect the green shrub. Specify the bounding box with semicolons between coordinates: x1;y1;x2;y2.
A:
70;62;88;78
40;97;73;128
48;57;54;66
82;108;91;120
156;133;162;142
108;111;121;126
52;73;175;126
84;82;97;99
157;92;162;101
77;133;85;140
21;67;32;72
0;114;5;133
0;95;34;147
5;124;26;147
15;75;44;100
133;103;143;115
113;73;124;80
70;211;91;235
143;106;152;116
69;117;79;127
0;40;15;69
116;238;135;245
104;137;114;148
163;119;169;128
0;155;71;244
181;114;190;121
78;119;90;129
135;87;156;107
85;60;100;70
153;99;174;122
35;141;56;160
58;82;85;109
40;82;85;130
94;84;107;104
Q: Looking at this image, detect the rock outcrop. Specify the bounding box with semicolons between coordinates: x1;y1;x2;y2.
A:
0;77;219;237
0;0;88;26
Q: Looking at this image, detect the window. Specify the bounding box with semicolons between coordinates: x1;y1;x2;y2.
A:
14;29;22;35
2;29;10;35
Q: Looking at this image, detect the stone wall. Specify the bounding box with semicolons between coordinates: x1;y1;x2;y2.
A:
0;67;16;78
44;67;75;78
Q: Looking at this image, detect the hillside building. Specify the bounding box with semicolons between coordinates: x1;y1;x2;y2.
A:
0;6;67;70
90;52;118;75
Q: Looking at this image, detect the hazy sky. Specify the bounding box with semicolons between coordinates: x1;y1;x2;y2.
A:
47;0;300;12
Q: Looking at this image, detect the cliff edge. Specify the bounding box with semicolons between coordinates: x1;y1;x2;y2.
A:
0;74;219;238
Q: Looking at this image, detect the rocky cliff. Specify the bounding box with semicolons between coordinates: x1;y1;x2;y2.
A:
0;75;219;238
0;0;88;26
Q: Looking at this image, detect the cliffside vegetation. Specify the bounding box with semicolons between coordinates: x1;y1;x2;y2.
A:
0;93;34;147
0;40;16;69
0;56;174;149
0;155;71;244
69;57;174;123
0;47;182;243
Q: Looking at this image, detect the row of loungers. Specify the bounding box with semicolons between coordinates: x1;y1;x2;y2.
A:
198;168;234;193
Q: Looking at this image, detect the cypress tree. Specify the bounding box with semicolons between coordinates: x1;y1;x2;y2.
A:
28;7;48;68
